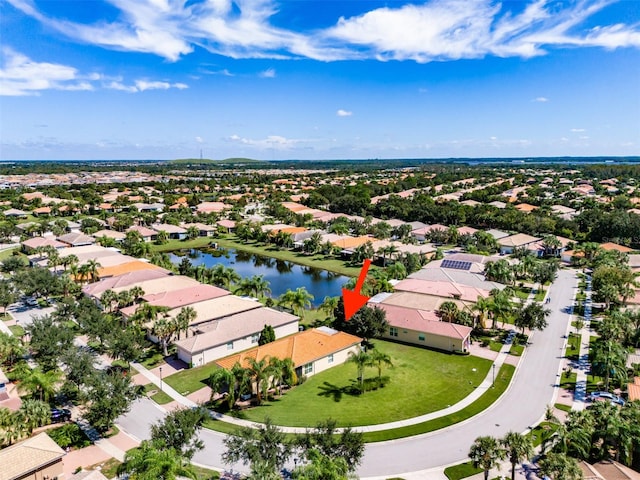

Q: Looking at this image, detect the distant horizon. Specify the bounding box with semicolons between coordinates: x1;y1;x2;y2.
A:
1;155;639;165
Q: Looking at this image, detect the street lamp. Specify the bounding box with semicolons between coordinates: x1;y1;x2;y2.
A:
159;367;163;391
492;364;496;387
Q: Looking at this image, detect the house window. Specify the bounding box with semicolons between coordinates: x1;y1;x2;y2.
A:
328;354;334;364
418;334;425;341
304;363;313;375
251;334;259;344
389;327;398;337
226;341;234;350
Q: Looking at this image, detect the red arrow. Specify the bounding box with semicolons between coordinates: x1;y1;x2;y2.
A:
342;258;372;321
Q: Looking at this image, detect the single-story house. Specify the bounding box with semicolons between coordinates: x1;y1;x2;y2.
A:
514;203;538;213
21;236;66;254
393;278;490;302
216;219;236;233
119;283;229;318
176;307;300;366
215;326;361;379
3;208;28;218
96;260;168;280
485;229;510;240
195;202;231;214
0;432;66;480
182;222;217;237
374;303;472;352
151;223;187;240
497;233;541;255
375;291;473;312
92;229;126;242
82;269;171;298
600;242;634;253
57;232;96;247
126;225;157;242
627;377;640;402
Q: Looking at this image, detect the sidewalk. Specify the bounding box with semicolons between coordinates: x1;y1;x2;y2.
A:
571;274;592;411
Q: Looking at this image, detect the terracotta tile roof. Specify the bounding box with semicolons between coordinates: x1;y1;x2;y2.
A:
97;260;165;278
216;327;361;370
22;237;66;250
217;219;236;228
151;223;187;234
196;202;231;213
0;432;65;480
515;203;538;212
381;291;471;311
281;201;310;212
456;226;479;235
127;225;157;237
600;242;634;253
92;229;126;240
628;377;640;401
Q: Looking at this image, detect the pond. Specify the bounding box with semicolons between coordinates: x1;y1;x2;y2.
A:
169;248;349;307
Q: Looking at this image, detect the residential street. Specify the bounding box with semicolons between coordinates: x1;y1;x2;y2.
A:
357;269;577;477
116;269;578;478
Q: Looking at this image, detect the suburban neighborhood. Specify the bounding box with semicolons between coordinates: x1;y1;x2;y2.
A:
0;159;639;480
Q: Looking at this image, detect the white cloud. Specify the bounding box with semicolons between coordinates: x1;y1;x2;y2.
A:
337;109;353;117
571;128;586;132
259;68;276;78
7;0;639;63
228;133;312;150
195;136;203;143
105;79;188;92
0;48;92;96
533;96;549;102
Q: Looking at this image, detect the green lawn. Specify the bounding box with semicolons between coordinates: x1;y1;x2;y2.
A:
534;289;546;302
8;325;25;337
444;462;482;480
0;247;19;262
514;287;531;300
509;343;524;356
238;340;492;427
143;383;174;405
565;333;581;360
163;362;220;396
559;371;577;391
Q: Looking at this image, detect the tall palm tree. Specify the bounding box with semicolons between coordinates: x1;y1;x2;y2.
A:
85;258;102;283
247;357;271;405
289;287;314;320
489;288;514;330
319;296;339;321
348;350;371;394
468;435;506;480
368;348;393;383
501;431;533;480
100;289;118;313
538;452;582;480
473;297;492;329
153;317;179;357
175;306;196;340
209;368;237;410
0;332;26;366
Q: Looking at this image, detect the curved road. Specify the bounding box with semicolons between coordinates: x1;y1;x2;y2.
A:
118;269;577;477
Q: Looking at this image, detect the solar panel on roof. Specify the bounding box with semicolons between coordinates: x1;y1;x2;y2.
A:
441;259;472;270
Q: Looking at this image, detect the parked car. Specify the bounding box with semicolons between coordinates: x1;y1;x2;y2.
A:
50;408;72;423
589;391;625;406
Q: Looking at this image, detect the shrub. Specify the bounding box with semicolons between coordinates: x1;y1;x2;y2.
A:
48;423;91;449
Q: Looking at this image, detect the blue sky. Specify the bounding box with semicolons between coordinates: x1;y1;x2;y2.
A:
1;0;639;161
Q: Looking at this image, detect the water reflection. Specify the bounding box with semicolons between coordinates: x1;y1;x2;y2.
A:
170;248;348;307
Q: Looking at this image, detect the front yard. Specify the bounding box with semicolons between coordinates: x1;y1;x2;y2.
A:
235;340;492;427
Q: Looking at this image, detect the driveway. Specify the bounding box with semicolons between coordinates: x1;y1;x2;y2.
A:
7;302;55;327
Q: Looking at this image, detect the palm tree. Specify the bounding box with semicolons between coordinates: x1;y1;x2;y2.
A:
553;409;594;460
247;357;271;405
368;348;393;383
119;440;197;480
501;431;533;480
473;297;492;329
210;265;240;290
18;368;62;402
85;258;102;283
489;288;514;330
484;259;513;285
100;289;118;313
175;306;196;340
348;350;371;394
18;399;51;433
468;435;506;480
153;317;178;357
0;332;26;366
319;296;339;321
385;261;407;280
289;287;314;320
209;368;237;409
437;301;459;323
268;357;286;396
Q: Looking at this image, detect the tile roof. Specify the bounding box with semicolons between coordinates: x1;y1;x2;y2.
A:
127;225;157;237
152;223;187;234
498;233;541;247
375;303;472;340
0;432;65;480
171;295;263;328
92;229;126;240
393;278;490;302
215;327;361;370
82;269;170;297
120;284;229;316
600;242;634;253
97;260;166;279
176;307;299;353
381;291;471;311
21;237;66;250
